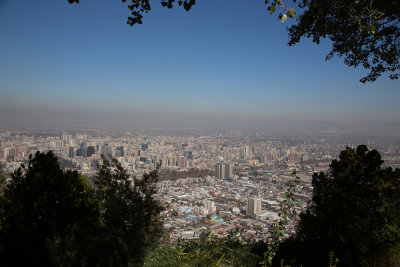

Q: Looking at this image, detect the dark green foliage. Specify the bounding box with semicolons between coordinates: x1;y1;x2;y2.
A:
275;145;400;266
288;0;400;82
265;0;297;23
0;152;163;267
143;235;264;266
0;163;5;181
0;151;99;266
0;163;6;195
68;0;195;26
94;157;163;266
143;243;182;266
263;170;300;266
124;0;195;26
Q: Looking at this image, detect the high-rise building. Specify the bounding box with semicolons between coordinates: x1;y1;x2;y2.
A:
216;163;225;179
68;147;74;159
246;196;262;219
203;200;216;214
141;143;149;151
216;162;233;179
223;150;231;161
240;145;249;159
178;156;189;169
225;162;233;178
183;150;192;159
75;148;82;157
115;146;124;157
87;146;95;157
80;142;87;158
101;145;113;162
133;149;140;157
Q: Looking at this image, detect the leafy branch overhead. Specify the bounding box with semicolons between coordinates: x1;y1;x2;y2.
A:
67;0;399;83
123;0;196;26
287;0;400;83
265;0;297;23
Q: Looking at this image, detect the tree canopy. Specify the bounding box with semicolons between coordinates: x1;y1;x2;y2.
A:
0;151;163;266
0;163;6;195
68;0;400;83
0;151;99;266
287;0;400;83
93;157;163;266
275;145;400;266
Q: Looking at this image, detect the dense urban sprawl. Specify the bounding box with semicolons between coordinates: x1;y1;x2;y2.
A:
1;128;399;243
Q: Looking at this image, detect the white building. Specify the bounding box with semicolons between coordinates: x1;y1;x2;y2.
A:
246;196;262;219
203;200;216;214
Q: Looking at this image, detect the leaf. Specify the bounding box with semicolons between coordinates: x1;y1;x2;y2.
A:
287;8;296;18
280;14;287;22
183;2;191;11
268;5;276;14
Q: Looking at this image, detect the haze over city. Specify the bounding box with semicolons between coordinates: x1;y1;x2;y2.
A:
0;0;399;133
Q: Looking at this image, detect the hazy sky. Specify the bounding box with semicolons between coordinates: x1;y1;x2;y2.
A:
0;0;399;132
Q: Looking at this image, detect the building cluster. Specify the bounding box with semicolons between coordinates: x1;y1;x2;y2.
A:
156;169;311;243
215;162;233;179
1;128;400;243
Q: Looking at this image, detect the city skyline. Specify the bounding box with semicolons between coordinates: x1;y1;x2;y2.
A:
0;0;399;133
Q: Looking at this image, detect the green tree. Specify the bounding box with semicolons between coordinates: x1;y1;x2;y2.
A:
275;145;400;266
287;0;400;82
0;163;6;195
143;234;262;266
263;170;300;267
171;209;179;216
0;151;100;267
68;0;399;83
93;157;163;266
222;215;230;223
